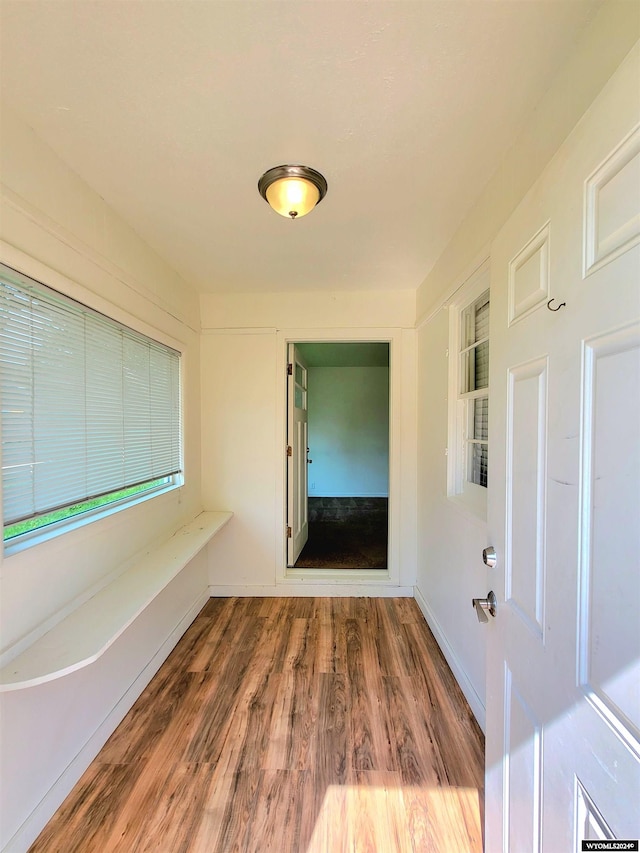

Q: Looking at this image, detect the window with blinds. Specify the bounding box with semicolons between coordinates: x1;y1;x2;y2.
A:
0;264;182;544
459;290;489;488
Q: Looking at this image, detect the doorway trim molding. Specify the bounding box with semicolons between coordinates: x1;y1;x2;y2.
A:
275;327;405;587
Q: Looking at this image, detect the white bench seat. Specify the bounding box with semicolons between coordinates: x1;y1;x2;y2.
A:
0;511;232;692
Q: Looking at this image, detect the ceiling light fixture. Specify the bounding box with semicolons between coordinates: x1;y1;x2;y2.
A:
258;164;327;220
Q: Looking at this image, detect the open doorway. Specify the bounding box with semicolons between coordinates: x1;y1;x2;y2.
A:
286;341;390;569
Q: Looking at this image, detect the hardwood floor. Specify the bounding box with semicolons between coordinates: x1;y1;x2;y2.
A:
29;598;485;853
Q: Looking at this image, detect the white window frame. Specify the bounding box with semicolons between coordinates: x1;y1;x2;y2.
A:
1;263;184;554
447;261;490;520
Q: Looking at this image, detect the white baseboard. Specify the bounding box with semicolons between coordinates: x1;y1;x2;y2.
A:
413;585;486;733
209;584;414;598
3;588;209;853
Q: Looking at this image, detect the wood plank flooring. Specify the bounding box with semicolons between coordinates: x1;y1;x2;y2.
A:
29;598;485;853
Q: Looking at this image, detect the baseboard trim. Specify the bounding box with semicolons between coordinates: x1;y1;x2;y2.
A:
413;585;486;732
209;584;414;598
3;588;209;853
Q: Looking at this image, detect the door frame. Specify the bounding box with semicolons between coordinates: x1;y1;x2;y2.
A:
275;327;405;586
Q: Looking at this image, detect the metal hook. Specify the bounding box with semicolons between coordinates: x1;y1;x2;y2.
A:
547;298;566;312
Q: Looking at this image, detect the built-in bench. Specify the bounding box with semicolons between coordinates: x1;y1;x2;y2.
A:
0;511;232;692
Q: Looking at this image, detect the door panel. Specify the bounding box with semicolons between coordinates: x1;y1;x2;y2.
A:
287;343;309;565
486;55;640;852
579;326;640;741
506;358;547;638
505;669;542;853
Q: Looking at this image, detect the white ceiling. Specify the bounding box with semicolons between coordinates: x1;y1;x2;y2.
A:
0;0;601;295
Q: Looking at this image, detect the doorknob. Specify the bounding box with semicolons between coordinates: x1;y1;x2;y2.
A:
483;546;497;569
472;590;497;623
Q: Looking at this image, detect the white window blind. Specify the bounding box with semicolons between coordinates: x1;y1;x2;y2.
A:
0;264;181;527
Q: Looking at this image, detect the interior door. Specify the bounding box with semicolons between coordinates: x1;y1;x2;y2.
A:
485;62;640;852
287;343;309;565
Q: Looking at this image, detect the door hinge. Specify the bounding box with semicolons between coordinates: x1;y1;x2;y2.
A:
286;445;292;457
286;526;292;538
287;363;293;375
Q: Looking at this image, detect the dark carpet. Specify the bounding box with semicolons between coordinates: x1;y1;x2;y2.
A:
294;497;388;569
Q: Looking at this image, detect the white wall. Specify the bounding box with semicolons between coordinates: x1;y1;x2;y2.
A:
200;292;417;595
200;330;277;589
414;3;640;732
416;308;488;728
0;105;205;851
0;106;203;653
308;366;389;497
415;0;640;322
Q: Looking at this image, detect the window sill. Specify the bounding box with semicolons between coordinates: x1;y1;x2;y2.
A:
0;511;232;692
3;480;181;557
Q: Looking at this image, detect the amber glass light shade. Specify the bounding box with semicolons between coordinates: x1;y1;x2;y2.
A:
258;165;327;219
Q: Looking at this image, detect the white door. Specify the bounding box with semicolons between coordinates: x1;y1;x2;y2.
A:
287;343;309;565
485;55;640;852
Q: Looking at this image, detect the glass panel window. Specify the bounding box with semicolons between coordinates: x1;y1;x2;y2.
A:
460;292;490;394
446;263;490;518
0;263;182;547
468;397;489;488
294;358;307;410
458;288;490;489
472;397;489;442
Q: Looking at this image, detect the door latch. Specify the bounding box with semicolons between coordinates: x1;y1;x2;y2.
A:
472;590;497;623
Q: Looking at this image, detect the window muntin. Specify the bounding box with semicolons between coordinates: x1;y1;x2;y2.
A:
0;264;182;544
